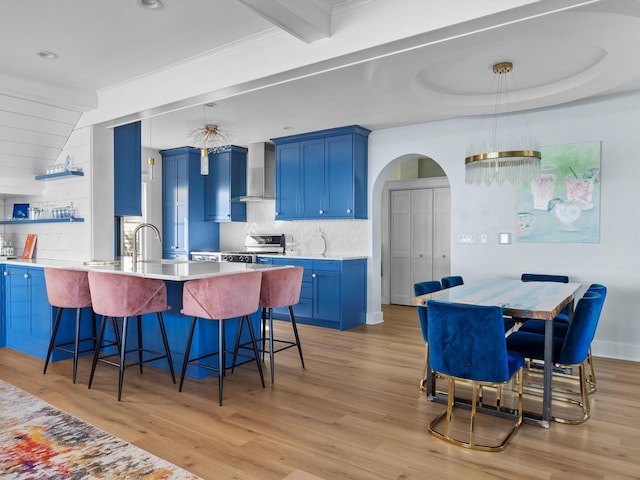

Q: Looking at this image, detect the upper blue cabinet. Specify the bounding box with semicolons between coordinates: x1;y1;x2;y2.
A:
114;121;142;217
205;146;247;222
272;125;371;220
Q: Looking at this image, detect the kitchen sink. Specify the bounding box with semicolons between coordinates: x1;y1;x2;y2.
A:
83;260;120;266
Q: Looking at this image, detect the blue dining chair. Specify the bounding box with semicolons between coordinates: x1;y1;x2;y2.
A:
518;284;606;393
506;291;604;424
441;276;463;289
427;300;524;451
521;273;571;319
413;281;442;391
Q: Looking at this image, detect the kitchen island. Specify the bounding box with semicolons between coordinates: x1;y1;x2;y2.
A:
0;258;289;379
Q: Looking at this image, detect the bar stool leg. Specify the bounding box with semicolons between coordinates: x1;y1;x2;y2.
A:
268;308;276;383
157;313;176;383
137;315;144;374
230;318;245;373
118;316;129;402
289;306;305;369
218;319;225;406
244;315;265;388
261;308;268;363
89;315;108;389
179;317;197;392
43;307;64;375
73;307;82;384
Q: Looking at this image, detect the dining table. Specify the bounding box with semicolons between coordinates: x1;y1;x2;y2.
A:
413;277;582;428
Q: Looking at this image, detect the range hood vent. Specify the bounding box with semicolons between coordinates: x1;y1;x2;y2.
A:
234;142;275;202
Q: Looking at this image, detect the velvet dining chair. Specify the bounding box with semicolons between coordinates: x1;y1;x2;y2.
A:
413;280;442;391
506;291;604;424
426;300;525;451
517;284;606;394
441;276;463;289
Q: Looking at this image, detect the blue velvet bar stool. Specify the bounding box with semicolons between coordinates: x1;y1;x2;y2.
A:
179;271;264;406
87;272;176;401
43;268;96;384
427;300;525;451
441;276;463;289
506;291;604;424
413;280;442;391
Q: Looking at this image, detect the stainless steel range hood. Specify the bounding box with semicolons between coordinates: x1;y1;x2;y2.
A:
234;142;275;202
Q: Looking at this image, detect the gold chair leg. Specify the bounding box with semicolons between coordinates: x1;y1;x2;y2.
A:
470;383;478;448
552;361;591;425
586;349;597;394
419;343;428;392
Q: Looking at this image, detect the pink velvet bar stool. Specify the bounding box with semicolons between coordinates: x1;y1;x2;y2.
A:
43;268;96;384
236;266;305;383
179;271;264;406
87;272;175;401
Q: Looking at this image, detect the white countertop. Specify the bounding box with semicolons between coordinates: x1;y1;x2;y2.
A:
0;257;289;281
257;254;368;261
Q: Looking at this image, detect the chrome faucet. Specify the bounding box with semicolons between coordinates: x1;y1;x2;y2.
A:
132;223;161;263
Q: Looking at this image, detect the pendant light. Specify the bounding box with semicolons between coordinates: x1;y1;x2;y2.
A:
187;103;233;175
465;62;541;186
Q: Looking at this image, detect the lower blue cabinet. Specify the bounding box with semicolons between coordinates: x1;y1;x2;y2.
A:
3;265;93;361
265;257;366;331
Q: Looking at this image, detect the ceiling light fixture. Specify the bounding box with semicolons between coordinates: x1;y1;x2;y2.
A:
465;61;541;186
187;104;234;175
137;0;163;10
37;51;58;60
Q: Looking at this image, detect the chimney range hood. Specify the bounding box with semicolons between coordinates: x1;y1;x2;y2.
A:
234;142;275;202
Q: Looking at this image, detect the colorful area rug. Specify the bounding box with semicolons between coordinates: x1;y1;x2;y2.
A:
0;380;201;479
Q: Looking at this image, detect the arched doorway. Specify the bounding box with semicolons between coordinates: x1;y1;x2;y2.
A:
367;153;451;321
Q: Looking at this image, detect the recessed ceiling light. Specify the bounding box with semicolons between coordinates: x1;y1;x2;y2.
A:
283;126;294;130
37;51;58;60
137;0;163;10
205;102;216;108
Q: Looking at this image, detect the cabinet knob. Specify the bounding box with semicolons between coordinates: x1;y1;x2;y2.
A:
3;271;9;276
442;254;447;258
319;210;324;215
24;273;30;279
275;212;279;216
311;273;317;278
346;208;352;214
419;253;423;258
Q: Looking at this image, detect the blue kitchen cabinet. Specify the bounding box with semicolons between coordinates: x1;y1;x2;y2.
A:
265;257;366;330
161;147;220;260
272;125;371;220
274;142;302;220
2;265;79;360
114;121;142;217
205;146;247;222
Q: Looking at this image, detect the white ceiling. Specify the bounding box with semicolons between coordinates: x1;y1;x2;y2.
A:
2;0;640;175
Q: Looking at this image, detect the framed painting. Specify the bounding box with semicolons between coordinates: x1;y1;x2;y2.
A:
516;141;601;243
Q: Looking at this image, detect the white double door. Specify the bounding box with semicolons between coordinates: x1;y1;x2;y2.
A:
390;187;450;306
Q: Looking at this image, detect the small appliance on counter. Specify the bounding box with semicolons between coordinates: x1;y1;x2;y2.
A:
191;233;285;263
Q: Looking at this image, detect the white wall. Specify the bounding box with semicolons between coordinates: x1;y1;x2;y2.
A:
367;91;640;361
1;127;93;261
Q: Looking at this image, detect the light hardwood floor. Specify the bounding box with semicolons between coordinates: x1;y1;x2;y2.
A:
1;304;639;480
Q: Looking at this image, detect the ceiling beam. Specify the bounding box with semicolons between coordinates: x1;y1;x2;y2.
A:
236;0;331;43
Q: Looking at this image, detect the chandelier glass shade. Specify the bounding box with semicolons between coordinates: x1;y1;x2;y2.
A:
465;62;541;186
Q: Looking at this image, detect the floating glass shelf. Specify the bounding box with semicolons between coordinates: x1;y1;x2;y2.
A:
34;171;84;181
0;218;84;225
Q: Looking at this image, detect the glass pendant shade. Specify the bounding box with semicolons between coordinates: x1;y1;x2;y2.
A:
465;62;541;186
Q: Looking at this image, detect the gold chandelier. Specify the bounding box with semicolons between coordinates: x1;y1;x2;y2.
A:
187;104;234;174
465;62;541;186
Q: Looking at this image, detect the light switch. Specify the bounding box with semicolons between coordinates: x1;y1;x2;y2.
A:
498;233;511;245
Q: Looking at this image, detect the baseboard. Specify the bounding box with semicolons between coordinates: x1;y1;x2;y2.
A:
592;340;640;363
366;310;384;325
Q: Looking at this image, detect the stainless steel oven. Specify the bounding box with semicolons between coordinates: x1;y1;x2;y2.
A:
191;233;285;263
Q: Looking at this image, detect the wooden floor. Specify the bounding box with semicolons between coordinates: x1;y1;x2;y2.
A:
1;304;639;480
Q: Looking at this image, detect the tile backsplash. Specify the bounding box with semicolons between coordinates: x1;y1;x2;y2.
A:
220;201;368;257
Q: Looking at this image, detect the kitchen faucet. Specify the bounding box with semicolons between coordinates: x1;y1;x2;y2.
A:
132;223;161;263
